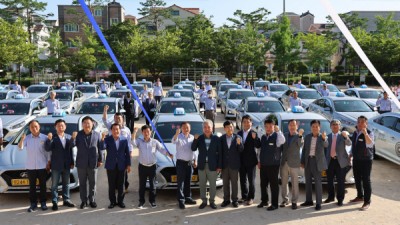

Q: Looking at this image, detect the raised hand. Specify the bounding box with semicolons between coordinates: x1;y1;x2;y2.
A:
47;132;53;140
21;133;26;141
101;132;107;140
175;128;181;135
274;125;280;133
298;128;304;136
71;131;78;139
322;131;327;140
236;137;241;145
252;132;257;139
194;134;200;140
133;127;139;133
104;105;109;111
341;131;349;138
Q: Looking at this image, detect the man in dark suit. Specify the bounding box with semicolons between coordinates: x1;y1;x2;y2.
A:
73;116;104;209
191;119;222;209
237;115;260;206
103;123;131;209
280;120;304;210
256;119;286;211
324;119;352;206
123;92;137;132
301;120;328;211
220;121;244;208
45;119;77;211
144;92;157;125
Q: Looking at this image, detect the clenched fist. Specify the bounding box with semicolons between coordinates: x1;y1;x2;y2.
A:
104;105;109;111
47;132;53;140
71;131;78;139
252;132;257;139
298;128;304;136
274;125;280;133
194;134;200;140
236;137;241;145
176;128;181;135
341;131;349;138
322;131;327;140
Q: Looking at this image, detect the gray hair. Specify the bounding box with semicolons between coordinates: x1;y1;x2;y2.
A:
330;119;341;126
203;119;214;129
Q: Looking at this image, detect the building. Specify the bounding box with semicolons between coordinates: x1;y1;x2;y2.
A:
138;4;200;32
125;14;138;25
58;0;125;49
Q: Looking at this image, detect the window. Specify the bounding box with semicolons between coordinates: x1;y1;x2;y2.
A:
66;41;76;48
381;116;397;130
170;10;180;16
110;18;119;26
94;8;103;16
395;119;400;133
64;23;79;32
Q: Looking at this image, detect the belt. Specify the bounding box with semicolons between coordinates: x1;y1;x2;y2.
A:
205;110;214;112
331;156;337;160
177;159;193;166
309;156;316;158
140;163;156;167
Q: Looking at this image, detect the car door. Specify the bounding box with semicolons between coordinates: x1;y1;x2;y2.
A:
281;90;292;108
322;99;334;120
373;116;398;159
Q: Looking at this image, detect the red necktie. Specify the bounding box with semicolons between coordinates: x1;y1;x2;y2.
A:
330;134;337;158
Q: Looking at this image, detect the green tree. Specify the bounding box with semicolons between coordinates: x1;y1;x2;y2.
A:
138;0;170;33
213;27;241;78
301;32;338;75
271;16;300;78
227;7;276;32
41;28;68;78
65;37;97;78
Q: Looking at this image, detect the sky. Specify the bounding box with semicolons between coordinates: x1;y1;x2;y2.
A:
42;0;400;27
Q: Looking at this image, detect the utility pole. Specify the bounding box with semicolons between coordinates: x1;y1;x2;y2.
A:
283;0;286;15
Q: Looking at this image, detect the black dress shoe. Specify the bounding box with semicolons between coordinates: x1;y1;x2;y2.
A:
300;201;314;207
118;202;126;208
267;205;278;211
291;203;298;210
179;201;186;209
108;203;116;209
185;199;197;205
210;202;217;209
238;198;246;204
27;204;37;213
232;201;239;208
80;202;87;209
280;201;289;207
337;201;343;206
63;201;76;207
257;202;268;208
315;204;321;211
89;202;97;208
221;201;230;207
199;202;207;209
41;202;48;211
324;198;335;204
52;202;58;211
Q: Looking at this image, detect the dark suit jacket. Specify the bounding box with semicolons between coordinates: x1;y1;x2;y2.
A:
144;98;157;114
237;129;260;167
301;133;328;172
191;134;222;171
104;136;131;171
281;132;304;168
325;133;352;168
45;133;74;171
220;134;244;170
74;130;104;169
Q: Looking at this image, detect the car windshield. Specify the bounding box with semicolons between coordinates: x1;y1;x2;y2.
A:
154;121;203;142
110;92;127;98
247;101;284;112
0;103;30;115
77;102;116;114
255;81;269;88
333;100;373;112
269;85;289;92
228;91;254;99
139;82;152;88
76;86;95;93
131;85;144;93
282;120;331;135
327;85;340;92
0;93;7;100
159;101;197;113
13;123;79;145
55;92;72;101
219;84;239;92
27;86;48;93
358;90;381;99
167;91;194;98
297;91;321;99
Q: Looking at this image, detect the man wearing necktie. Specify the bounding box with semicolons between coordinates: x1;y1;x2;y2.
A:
324;120;352;206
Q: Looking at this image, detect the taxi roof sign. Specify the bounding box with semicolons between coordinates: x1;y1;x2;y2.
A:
142;79;146;82
174;108;185;115
14;94;25;99
360;84;368;88
174;93;181;98
99;93;108;99
60;86;67;90
39;82;45;85
321;81;327;84
177;85;184;89
258;78;263;81
273;81;280;84
257;92;265;97
236;85;242;89
83;82;90;85
133;81;138;85
52;109;66;117
291;106;305;113
336;92;345;97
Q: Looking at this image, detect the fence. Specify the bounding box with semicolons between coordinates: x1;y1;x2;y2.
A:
172;68;225;85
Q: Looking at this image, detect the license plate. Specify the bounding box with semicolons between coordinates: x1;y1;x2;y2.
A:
11;179;39;186
170;175;198;183
321;170;327;177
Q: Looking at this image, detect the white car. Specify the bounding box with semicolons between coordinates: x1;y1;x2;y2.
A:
253;79;270;92
368;112;400;165
75;95;124;124
220;88;255;119
156;95;201;115
75;84;100;99
150;109;223;189
0;89;19;100
53;89;86;114
280;88;321;110
266;83;290;99
0;95;47;143
0;112;105;193
26;83;53;99
308;94;379;134
216;83;241;106
266;110;354;184
310;82;341;97
344;87;399;112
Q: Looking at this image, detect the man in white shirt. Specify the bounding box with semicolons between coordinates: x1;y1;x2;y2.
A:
43;91;61;115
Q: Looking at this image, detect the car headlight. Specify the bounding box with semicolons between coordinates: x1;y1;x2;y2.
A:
10;121;26;130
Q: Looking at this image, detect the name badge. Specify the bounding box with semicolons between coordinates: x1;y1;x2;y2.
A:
269;143;274;146
40;141;44;145
358;139;364;142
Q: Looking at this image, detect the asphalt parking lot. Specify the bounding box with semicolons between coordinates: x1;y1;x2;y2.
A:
1;107;400;225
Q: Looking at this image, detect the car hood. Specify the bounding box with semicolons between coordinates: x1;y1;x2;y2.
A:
28;93;46;99
0;145;27;169
270;92;284;98
227;99;241;106
301;99;314;106
156;143;176;168
362;99;377;107
336;111;379;120
2;115;27;127
59;101;71;108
